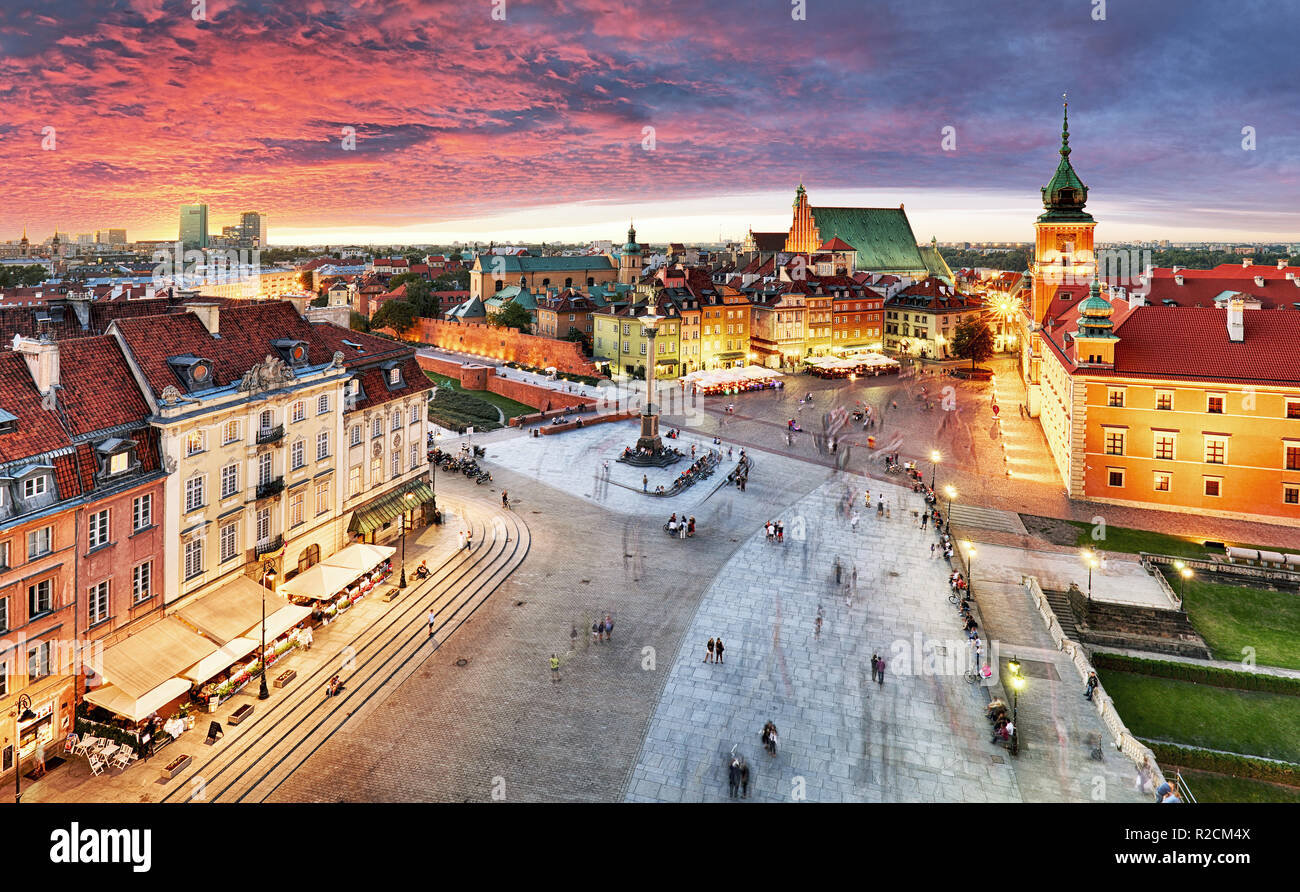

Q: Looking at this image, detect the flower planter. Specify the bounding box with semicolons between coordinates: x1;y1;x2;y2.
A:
274;670;297;689
229;703;255;725
161;754;191;780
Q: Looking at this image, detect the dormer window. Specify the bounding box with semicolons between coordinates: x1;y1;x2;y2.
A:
0;407;17;434
383;363;405;390
96;437;140;479
167;354;216;393
23;475;48;498
273;338;310;366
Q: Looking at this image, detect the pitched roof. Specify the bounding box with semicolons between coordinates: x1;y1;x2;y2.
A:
918;244;955;283
809;207;925;272
1107;307;1300;385
749;232;787;253
474;255;614;273
56;336;153;438
0;350;67;458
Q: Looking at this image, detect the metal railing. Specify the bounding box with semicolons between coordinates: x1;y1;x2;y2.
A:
256;424;284;445
1174;769;1198;804
255;477;284;499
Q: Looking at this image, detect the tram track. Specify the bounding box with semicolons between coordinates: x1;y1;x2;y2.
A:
160;495;529;803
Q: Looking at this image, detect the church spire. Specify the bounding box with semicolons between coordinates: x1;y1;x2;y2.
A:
1060;92;1071;158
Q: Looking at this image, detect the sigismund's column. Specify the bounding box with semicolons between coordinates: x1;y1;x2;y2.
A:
636;309;663;454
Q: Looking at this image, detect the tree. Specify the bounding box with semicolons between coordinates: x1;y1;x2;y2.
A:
489;301;533;333
562;326;591;353
370;300;418;333
950;318;996;369
310;294;329;307
296;269;314;291
0;264;49;288
433;269;470;290
349;311;371;332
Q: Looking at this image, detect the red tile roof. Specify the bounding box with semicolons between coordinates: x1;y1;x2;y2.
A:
56;336;153;438
1108;306;1300;385
0;350;67;458
817;237;856;252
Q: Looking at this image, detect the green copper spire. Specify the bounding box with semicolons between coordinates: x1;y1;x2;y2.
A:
1038;93;1092;223
1060;92;1071;158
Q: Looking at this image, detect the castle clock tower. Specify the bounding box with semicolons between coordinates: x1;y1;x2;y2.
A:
619;222;642;286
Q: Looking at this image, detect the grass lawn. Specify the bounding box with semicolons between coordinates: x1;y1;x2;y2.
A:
424;370;533;419
1173;768;1300;803
1162;569;1300;671
1063;520;1281;560
1098;669;1300;763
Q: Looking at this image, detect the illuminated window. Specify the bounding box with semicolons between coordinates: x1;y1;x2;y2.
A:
185;430;206;456
1153;472;1172;492
1206;394;1225;414
1154;435;1175;461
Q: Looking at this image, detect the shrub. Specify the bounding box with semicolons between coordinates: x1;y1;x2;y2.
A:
1092;652;1300;697
1148;741;1300;788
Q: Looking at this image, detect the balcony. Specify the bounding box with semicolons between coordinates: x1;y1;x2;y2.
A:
256;477;285;500
254;534;283;557
256;424;285;445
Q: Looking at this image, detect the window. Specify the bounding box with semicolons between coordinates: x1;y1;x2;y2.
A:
391;450;402;478
221;463;239;499
259;409;274;434
349;466;362;496
1154;435;1176;461
1288;444;1300;471
318;394;330;415
259;451;273;485
410;404;420;425
0;661;7;697
223;420;241;444
1206;394;1225;414
290;492;304;527
23;475;48;498
1204;437;1227;465
1104;430;1125;456
88;580;109;625
291;400;306;423
0;597;7;632
1156;390;1173;411
1204;477;1222;498
410;442;419;469
132;561;153;602
1107;388;1125;408
184;539;203;580
219;522;238;563
1288;400;1300;420
132;493;152;531
256;507;271;543
1154;472;1172;492
27;526;51;558
391;410;401;432
185;430;206;456
372;417;382;439
1107;468;1125;488
317;430;330;461
350;425;362;447
316;482;329;515
389;368;400;385
84;508;111;550
0;541;7;570
28;578;52;616
109;451;130;475
185;475;205;512
28;641;51;680
291;439;306;470
1286;484;1300;505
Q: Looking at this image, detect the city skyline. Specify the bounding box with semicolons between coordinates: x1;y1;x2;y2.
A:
1;0;1296;245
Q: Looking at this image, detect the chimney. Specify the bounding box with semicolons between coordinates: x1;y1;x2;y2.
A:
1171;265;1182;274
1175;275;1184;286
1254;275;1265;288
14;335;60;395
1227;298;1245;342
187;302;220;335
1242;258;1253;268
1129;291;1146;308
1279;259;1288;270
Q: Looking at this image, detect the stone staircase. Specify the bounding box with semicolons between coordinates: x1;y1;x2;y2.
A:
1042;588;1080;639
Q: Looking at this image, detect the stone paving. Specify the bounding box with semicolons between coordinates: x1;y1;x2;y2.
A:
624;476;1150;803
968;542;1173;609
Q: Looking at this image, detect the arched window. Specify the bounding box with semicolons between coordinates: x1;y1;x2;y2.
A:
587;277;595;287
298;544;320;573
542;278;550;287
259;409;273;435
564;277;573;288
494;280;504;292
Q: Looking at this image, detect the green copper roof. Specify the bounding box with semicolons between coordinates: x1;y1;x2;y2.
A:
474;254;615;273
1038;98;1093;223
918;243;954;284
1077;280;1117;338
809;206;926;272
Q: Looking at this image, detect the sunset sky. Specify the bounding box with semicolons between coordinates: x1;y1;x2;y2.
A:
1;0;1296;246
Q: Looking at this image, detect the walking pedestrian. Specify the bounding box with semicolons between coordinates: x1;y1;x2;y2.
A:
502;490;510;509
930;542;936;558
834;557;842;585
876;655;886;686
715;638;725;664
458;530;466;550
850;511;860;533
604;614;614;641
466;528;474;549
643;474;648;492
427;609;437;637
550;653;561;682
814;615;823;638
870;653;879;682
570;624;578;652
921;512;929;529
705;638;715;663
728;758;741;798
876;498;884;517
593;619;602;644
740;758;750;797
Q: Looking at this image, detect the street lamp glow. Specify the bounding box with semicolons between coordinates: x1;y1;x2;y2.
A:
944;485;957;500
962;540;975;557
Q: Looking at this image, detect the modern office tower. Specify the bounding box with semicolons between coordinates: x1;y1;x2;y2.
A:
180;204;209;249
106;228;127;244
240;211;268;248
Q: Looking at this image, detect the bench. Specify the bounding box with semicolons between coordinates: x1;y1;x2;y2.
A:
229;703;255;725
274;669;297;689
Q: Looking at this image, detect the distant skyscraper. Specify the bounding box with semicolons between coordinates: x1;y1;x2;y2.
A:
106;228;127;245
180;204;209;249
240;212;268;248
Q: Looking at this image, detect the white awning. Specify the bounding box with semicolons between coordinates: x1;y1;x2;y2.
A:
84;677;192;723
99;617;220;699
246;604;313;644
323;542;395;573
178;637;261;685
278;563;364;600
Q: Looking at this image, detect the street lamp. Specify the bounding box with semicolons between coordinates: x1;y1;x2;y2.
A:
930;450;940;490
399;492;415;588
962;541;976;598
12;694;37;803
1082;550;1099;604
259;562;276;700
944;485;957;527
1008;658;1025;756
1175;562;1193;601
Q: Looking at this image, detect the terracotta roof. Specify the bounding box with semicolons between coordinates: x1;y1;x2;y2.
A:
817;237;856;252
56;336;153;438
1108;306;1300;385
0;350;67;457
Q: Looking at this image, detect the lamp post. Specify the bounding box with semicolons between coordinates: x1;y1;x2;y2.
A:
930;450;940;490
398;492;414;588
962;541;976;598
259;562;276;700
944;485;956;527
1174;561;1193;602
12;694;37;804
1082;551;1099;604
1008;657;1024;756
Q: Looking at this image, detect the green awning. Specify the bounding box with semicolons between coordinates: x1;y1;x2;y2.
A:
348;479;434;535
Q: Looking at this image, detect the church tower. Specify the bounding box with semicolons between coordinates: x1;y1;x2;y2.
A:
619;221;642;286
784;183;821;253
1023;96;1097;415
1073;278;1118;366
19;226;29;259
